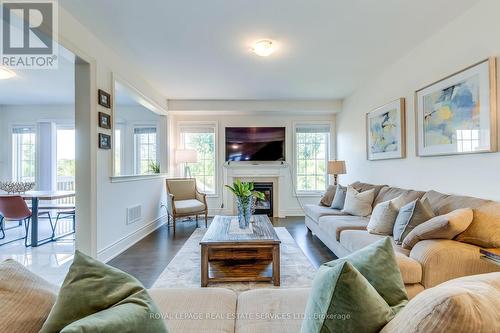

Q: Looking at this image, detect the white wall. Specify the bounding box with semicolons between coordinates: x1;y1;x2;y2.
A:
57;6;169;260
337;0;500;201
170;112;337;216
0;105;74;181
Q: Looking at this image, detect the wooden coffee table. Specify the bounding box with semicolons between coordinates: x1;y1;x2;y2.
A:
200;215;281;287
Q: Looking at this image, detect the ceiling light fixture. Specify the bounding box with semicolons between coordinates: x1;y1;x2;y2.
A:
252;39;275;57
0;66;16;80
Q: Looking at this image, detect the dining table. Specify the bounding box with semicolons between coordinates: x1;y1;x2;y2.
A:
22;191;76;247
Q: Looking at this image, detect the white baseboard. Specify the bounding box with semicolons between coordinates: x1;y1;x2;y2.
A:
97;215;167;263
279;209;305;217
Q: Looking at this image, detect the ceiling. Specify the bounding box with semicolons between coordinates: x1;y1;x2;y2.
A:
0;45;75;105
59;0;479;100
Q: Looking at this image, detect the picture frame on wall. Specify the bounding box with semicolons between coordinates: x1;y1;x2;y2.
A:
98;89;112;108
415;58;497;157
98;133;112;149
366;98;406;160
98;112;111;129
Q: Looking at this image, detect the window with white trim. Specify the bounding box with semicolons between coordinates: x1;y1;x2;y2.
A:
134;127;158;174
12;126;36;182
179;125;216;194
295;124;330;192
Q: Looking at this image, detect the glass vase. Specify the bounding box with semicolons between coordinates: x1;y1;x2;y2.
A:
236;196;254;229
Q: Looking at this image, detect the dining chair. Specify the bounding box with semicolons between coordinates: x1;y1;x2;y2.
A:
0;196;54;247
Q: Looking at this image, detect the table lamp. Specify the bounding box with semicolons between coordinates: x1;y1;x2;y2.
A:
328;160;346;186
175;149;198;178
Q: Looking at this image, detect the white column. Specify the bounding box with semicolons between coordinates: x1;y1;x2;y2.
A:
36;122;57;191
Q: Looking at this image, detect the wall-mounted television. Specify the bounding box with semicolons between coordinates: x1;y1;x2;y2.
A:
225;127;285;162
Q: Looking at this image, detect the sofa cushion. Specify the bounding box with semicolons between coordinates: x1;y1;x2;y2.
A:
381;272;500;333
318;215;369;241
374;186;425;207
174;199;205;214
301;261;395;333
0;260;57;333
423;190;499;248
330;185;347;209
319;185;336;207
303;204;346;221
342;186;375;217
235;288;308;333
339;230;422;284
402;208;473;249
351;181;387;198
393;198;435;245
151;288;237;333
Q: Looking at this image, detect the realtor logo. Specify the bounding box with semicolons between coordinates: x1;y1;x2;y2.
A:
1;0;58;69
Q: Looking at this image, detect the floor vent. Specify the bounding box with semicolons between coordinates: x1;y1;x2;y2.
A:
127;205;142;224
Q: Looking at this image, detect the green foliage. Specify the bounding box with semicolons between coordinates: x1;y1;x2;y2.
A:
150;161;161;174
225;180;265;200
57;159;75;177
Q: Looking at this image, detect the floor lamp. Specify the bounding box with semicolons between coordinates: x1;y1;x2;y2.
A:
175;149;198;178
328;160;346;186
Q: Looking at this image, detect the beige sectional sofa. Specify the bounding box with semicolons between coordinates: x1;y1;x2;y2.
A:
304;181;500;298
149;272;500;333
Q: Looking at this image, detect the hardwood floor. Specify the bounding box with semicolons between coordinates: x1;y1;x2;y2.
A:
108;216;337;288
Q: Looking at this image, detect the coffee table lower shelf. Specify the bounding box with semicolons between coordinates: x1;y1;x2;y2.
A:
200;243;280;287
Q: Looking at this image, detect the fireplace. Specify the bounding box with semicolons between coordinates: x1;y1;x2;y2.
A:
253;182;273;216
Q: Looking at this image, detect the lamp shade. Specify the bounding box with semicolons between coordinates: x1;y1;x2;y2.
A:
175;149;198;164
328;160;346;175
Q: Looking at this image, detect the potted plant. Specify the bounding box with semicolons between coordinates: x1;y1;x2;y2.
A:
149;161;161;174
225;180;265;228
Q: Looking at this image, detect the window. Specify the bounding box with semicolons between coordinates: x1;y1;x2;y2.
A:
57;128;76;204
114;128;122;176
179;125;216;194
295;124;330;192
12;126;36;182
134;127;158;175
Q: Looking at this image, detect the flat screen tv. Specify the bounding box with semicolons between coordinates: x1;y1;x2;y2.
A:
225;127;285;162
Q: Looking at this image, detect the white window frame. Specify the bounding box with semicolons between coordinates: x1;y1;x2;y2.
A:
133;125;159;175
12;125;37;182
293;121;333;195
177;121;218;196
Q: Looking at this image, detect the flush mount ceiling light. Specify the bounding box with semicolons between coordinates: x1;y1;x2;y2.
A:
0;66;16;80
251;39;275;57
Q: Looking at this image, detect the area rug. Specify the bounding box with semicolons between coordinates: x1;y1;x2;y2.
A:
152;227;317;292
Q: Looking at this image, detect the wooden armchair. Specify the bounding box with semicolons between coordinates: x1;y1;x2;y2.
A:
165;178;208;232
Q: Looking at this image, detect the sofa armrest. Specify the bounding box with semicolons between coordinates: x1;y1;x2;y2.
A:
195;191;207;208
409;239;499;288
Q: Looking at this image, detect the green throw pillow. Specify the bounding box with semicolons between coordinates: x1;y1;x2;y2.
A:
324;237;408;312
39;251;168;333
300;261;394;333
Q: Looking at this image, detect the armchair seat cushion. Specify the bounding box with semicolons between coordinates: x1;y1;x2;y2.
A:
174;199;206;214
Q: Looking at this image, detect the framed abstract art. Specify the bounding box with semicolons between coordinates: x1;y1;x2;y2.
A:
415;58;497;157
366;98;406;160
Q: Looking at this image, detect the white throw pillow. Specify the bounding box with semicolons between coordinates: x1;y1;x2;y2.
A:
367;196;405;235
342;186;375;217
